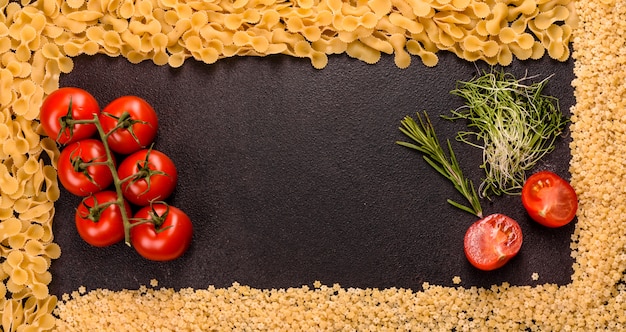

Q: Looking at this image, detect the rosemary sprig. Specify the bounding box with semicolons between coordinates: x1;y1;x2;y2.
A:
397;111;483;218
445;70;568;198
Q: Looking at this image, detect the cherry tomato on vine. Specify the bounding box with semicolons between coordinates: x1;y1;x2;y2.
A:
464;213;523;271
521;171;578;228
131;204;193;261
117;149;178;206
40;87;100;144
100;96;159;155
58;139;115;196
75;191;131;247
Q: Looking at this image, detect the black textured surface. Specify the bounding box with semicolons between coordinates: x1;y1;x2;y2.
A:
50;52;576;296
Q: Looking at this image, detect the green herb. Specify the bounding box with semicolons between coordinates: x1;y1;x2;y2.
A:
445;70;568;198
397;112;483;218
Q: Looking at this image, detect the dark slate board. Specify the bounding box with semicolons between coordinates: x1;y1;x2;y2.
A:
49;51;576;296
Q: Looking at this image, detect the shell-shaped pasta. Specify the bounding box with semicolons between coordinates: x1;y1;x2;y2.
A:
102;15;129;33
406;39;438;66
0;165;19;196
346;40;380;64
361;34;393;54
368;0;392;18
118;0;135;18
0;217;22;242
485;2;508;36
405;0;435;18
389;13;424;34
533;5;570;30
66;10;104;22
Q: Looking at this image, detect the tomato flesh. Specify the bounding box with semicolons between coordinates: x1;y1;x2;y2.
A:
464;213;523;271
75;191;131;247
57;139;114;196
100;96;159;155
40;87;100;144
118;149;178;206
522;171;578;228
131;204;193;261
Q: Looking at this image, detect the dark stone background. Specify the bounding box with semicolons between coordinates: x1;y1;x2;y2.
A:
49;51;576;296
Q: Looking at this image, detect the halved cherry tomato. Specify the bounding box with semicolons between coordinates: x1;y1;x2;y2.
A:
99;96;159;155
464;213;523;271
75;191;131;247
40;87;100;144
521;170;578;228
131;204;193;261
117;149;178;206
58;139;115;196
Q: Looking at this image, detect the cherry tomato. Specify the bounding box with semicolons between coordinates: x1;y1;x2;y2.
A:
58;139;115;196
464;213;523;271
521;170;578;228
75;191;131;247
100;96;159;155
40;87;100;144
117;149;178;206
131;204;193;261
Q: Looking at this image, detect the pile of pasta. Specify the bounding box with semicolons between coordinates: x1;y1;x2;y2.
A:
0;0;580;330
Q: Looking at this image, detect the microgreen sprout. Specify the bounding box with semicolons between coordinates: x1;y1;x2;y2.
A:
444;70;568;198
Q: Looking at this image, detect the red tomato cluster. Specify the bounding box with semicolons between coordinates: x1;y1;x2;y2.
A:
463;171;578;271
41;87;192;261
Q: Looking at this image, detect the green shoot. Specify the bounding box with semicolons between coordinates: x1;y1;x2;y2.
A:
397;112;483;218
445;70;568;198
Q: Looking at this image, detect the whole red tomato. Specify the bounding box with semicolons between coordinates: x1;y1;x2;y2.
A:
521;171;578;228
464;213;523;271
58;139;115;196
117;149;178;206
40;87;100;144
75;191;131;247
100;96;159;155
131;204;193;261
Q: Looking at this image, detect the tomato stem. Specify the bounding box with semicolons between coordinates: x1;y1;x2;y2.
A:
74;114;135;245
